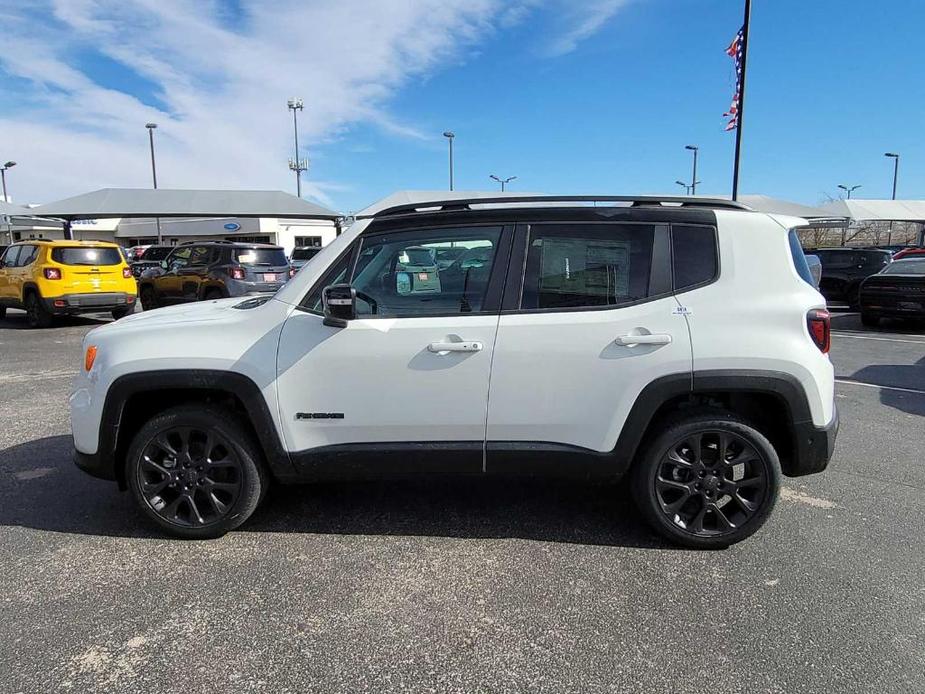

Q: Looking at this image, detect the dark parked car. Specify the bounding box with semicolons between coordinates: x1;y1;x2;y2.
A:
891;247;925;261
812;247;891;307
138;241;291;310
858;257;925;326
289;246;322;272
130;245;173;277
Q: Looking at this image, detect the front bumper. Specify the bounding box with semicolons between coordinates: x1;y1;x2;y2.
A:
788;406;839;477
73;448;116;481
45;292;136;315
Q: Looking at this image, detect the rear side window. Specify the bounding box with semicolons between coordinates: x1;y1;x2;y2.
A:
521;223;656;310
291;248;321;261
234;248;287;266
51;247;123;266
142;246;172;261
788;230;815;286
672;225;717;290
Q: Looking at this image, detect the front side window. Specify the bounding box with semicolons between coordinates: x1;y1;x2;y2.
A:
188;246;213;265
350;227;502;317
2;245;22;267
166;247;192;270
521;223;656;310
18;245;38;266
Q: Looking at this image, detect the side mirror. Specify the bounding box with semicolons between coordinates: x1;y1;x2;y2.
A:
160;260;168;270
322;284;356;327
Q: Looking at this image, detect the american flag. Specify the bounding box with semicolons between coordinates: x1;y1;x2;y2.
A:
724;26;744;131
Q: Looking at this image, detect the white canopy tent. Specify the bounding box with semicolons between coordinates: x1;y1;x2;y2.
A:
819;199;925;223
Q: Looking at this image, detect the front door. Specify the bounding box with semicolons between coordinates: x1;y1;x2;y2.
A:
0;245;21;303
486;220;693;461
156;246;192;300
276;224;511;474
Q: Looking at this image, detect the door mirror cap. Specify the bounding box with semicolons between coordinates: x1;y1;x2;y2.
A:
160;260;168;269
322;283;357;327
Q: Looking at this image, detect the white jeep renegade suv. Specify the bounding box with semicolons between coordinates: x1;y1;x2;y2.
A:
70;195;837;548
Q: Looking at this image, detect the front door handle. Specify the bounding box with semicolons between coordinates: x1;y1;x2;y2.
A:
614;333;672;346
428;341;483;353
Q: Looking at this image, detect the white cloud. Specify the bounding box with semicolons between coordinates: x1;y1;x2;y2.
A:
0;0;503;207
543;0;631;57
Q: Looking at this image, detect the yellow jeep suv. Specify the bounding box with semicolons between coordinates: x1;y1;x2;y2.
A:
0;240;137;328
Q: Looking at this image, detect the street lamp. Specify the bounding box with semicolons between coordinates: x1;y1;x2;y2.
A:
884;152;899;200
837;184;861;199
145;123;162;244
1;161;15;244
287;98;308;198
443;131;455;191
685;145;699;195
489;174;516;192
675;180;691;195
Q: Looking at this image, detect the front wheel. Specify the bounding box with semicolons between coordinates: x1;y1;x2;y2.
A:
111;305;134;320
630;412;781;549
126;405;267;539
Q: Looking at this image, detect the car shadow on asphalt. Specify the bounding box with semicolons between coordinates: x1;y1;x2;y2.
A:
0;310;110;330
0;435;676;549
850;355;925;417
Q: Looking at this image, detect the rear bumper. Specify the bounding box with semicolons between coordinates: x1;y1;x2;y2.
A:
44;292;136;314
789;406;839;477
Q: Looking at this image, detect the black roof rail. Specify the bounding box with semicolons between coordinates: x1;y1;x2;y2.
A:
360;195;753;219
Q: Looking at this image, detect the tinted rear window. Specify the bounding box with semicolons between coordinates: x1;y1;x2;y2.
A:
788;230;815;286
672;225;718;290
291;248;320;260
234;248;287;266
883;259;925;275
51;247;123;266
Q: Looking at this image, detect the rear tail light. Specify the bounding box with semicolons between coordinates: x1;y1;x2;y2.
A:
123;267;132;278
43;267;62;280
229;267;246;280
807;309;831;354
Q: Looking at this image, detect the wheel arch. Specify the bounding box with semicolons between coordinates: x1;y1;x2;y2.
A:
96;370;292;489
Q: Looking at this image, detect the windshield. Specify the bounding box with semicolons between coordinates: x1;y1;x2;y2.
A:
882;259;925;275
51;247;123;266
234;248;287;266
291;248;320;260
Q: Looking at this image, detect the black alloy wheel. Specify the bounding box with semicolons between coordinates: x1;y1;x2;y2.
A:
127;406;266;538
25;292;53;328
632;413;780;549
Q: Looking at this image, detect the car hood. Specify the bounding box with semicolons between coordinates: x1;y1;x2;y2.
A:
93;297;258;333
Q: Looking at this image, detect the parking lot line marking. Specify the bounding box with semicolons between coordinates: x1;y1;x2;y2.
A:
831;332;925;344
835;379;925;395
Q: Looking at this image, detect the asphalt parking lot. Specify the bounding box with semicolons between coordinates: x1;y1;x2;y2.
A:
1;307;923;694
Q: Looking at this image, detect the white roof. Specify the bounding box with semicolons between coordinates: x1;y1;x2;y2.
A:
819;199;925;222
356;190;541;217
737;195;835;219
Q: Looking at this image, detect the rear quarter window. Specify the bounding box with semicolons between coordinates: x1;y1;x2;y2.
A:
672;225;718;290
788;230;815;287
51;247;123;266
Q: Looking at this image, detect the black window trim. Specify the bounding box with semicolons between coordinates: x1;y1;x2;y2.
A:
669;222;721;295
298;222;514;319
501;220;674;316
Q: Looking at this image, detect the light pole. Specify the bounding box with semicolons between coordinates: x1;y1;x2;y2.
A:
443;131;455;191
288;98;308;198
489;174;516;192
145;123;162;244
675;180;691;195
685;145;699;195
884;152;899;199
837;184;861;199
1;161;15;244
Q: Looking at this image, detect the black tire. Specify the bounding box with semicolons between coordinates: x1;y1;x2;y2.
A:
0;306;6;320
140;286;158;311
846;283;861;311
203;288;223;301
630;411;781;549
24;291;53;328
860;311;880;327
111;305;134;320
126;405;267;539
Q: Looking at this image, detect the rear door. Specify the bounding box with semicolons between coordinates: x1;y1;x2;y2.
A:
485;219;692;463
51;245;125;294
177;245;212;299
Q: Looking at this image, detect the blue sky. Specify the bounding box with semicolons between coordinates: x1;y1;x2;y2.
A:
1;0;923;212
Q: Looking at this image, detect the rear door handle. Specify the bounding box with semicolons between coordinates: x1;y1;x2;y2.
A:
614;333;672;346
428;341;483;353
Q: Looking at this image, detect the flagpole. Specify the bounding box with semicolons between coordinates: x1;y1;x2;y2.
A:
731;0;752;201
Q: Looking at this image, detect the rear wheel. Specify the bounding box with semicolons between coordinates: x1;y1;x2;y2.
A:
111;305;134;320
860;311;880;327
0;306;6;320
126;405;267;539
630;412;781;549
203;288;223;301
140;286;158;311
25;292;53;328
